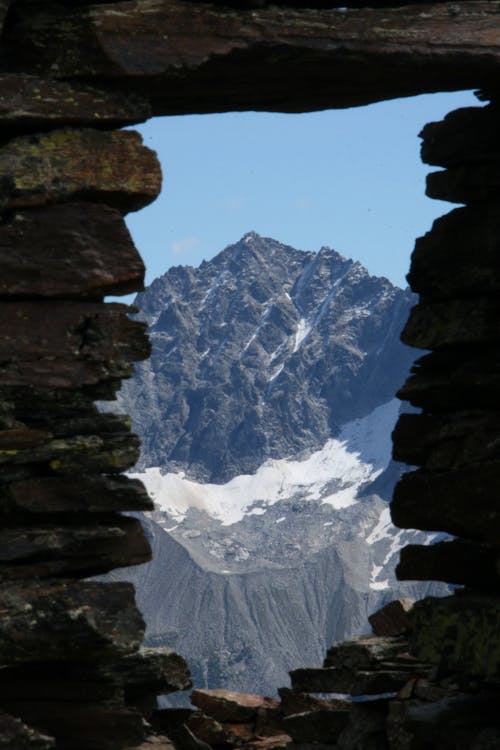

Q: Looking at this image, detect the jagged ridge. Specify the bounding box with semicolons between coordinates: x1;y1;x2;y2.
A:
118;232;415;483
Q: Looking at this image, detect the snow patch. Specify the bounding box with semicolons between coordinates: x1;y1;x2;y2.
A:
269;363;284;382
369;563;389;591
292;318;312;352
366;507;393;545
131;398;398;527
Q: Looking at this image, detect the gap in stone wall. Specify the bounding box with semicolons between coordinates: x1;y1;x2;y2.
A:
103;90;480;704
123;91;478;296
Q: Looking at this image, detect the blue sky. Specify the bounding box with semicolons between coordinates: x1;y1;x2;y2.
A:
126;90;477;290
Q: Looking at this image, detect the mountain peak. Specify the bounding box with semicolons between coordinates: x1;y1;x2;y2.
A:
121;233;415;483
241;230;261;242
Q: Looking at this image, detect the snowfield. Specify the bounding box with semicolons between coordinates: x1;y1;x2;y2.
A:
130;398;401;526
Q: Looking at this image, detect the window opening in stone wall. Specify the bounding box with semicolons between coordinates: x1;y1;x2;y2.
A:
105;90;477;701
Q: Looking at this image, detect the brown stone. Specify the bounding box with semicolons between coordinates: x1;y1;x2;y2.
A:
0;475;154;514
407;204;500;300
191;689;278;723
7;1;500;113
401;299;500;350
396;540;500;590
0;302;150;388
283;708;350;743
0;711;55;749
0;515;151;579
391;464;500;542
410;594;500;677
0;128;161;214
278;687;352;717
368;600;414;638
0;203;145;299
0;580;144;663
0;75;150;135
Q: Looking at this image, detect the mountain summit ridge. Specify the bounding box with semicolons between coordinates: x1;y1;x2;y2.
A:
118;232;415;483
109;233;445;696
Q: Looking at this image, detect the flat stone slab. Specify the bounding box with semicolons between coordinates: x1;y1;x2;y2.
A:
0;75;150;134
0;203;145;299
8;1;500;114
278;688;349;717
391;463;500;542
324;636;408;670
0;128;161;214
1;475;154;515
191;689;278;722
427;163;500;204
0;515;151;580
0;301;150;388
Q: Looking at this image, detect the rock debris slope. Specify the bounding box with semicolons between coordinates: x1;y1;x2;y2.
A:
112;234;444;695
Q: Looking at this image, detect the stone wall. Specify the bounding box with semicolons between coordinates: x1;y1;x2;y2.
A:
0;1;499;748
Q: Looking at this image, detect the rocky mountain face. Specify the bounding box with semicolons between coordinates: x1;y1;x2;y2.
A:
112;233;445;696
118;232;415;482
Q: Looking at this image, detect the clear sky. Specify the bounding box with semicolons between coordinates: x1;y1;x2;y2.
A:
125;90;478;291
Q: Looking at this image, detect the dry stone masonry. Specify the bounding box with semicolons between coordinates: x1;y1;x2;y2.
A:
0;0;499;748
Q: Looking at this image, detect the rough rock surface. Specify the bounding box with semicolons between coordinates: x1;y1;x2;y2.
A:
0;128;162;214
0;0;499;748
109;235;446;695
0;203;145;299
5;2;500;113
118;232;414;482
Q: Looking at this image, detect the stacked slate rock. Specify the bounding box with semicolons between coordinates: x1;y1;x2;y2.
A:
0;12;192;749
152;689;290;750
388;102;500;742
284;625;432;750
269;599;500;749
391;102;500;675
